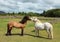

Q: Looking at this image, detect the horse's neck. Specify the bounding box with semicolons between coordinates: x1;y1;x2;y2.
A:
36;20;42;24
19;19;27;24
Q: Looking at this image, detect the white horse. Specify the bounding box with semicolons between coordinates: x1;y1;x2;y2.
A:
30;17;53;39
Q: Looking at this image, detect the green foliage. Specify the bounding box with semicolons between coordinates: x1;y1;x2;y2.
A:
27;12;41;16
43;9;60;17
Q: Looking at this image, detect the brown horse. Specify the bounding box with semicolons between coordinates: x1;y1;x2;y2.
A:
6;16;30;36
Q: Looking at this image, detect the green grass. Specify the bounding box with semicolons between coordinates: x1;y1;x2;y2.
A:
0;17;60;42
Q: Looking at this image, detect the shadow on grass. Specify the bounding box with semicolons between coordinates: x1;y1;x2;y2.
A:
5;33;50;39
31;30;35;32
30;30;51;39
5;33;23;36
24;34;49;39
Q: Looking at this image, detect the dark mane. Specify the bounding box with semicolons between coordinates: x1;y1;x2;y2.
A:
19;16;30;24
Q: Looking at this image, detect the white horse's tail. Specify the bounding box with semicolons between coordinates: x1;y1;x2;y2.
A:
49;26;53;39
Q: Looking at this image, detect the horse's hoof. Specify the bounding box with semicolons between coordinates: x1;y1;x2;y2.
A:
5;34;9;36
50;38;53;40
20;34;24;36
34;36;39;37
5;34;11;36
20;35;23;36
36;36;39;37
48;38;53;40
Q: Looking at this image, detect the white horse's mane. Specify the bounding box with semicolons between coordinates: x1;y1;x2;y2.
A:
32;17;41;23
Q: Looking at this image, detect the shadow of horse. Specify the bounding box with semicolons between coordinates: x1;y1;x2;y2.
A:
24;34;49;39
5;33;24;36
5;33;50;39
5;29;50;39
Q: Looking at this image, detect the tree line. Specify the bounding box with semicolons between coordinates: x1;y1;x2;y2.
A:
0;9;60;17
0;12;41;16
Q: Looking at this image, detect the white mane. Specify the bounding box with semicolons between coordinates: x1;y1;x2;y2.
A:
31;17;41;23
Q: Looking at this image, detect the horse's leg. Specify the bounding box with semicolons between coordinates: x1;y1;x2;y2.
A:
6;27;9;35
6;24;12;35
6;27;12;35
8;27;12;35
37;30;39;37
49;27;53;39
46;29;51;39
6;24;10;35
35;29;38;37
21;29;24;36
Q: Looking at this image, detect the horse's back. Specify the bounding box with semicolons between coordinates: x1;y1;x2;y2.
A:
8;21;17;25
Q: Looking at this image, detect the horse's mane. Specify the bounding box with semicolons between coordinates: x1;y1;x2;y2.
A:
34;17;42;23
19;16;29;24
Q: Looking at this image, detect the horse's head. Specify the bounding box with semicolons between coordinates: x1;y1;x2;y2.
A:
23;15;31;20
30;17;38;22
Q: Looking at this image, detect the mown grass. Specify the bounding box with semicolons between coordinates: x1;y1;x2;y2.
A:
0;17;60;42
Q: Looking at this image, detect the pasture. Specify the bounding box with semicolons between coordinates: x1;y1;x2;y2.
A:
0;16;60;42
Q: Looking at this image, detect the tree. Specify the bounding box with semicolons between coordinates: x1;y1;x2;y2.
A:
43;9;60;17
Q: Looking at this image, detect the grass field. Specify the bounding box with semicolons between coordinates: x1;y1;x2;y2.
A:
0;17;60;42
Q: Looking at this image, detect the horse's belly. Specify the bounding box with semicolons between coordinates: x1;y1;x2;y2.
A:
14;23;25;28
